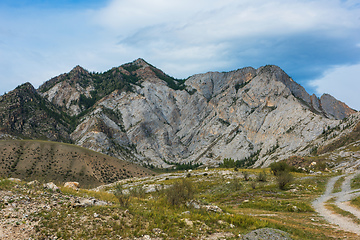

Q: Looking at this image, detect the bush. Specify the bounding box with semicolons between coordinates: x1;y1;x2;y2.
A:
270;161;289;176
166;179;194;206
277;172;294;190
113;184;130;207
242;171;250;181
228;178;242;191
257;171;267;182
129;185;146;199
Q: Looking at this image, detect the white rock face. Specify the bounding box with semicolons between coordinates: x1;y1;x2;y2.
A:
40;62;356;167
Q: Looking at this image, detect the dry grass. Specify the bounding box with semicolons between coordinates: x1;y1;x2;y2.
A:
3;168;359;239
0;140;154;188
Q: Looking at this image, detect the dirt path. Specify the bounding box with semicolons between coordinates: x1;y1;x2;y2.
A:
312;171;360;235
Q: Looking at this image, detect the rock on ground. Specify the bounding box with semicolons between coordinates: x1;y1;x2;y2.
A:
241;228;292;240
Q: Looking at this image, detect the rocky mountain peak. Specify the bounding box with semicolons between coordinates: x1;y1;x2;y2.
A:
320;93;357;119
0;82;71;141
16;82;36;91
132;58;150;67
2;59;358;168
69;65;88;75
4;82;37;102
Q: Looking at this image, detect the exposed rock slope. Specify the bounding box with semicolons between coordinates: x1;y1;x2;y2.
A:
1;59;357;167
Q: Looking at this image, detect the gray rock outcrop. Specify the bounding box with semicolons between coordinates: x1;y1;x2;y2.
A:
34;60;358;167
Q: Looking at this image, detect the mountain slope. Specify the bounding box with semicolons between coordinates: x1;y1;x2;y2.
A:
0;83;71;142
1;59;357;168
0;140;154;187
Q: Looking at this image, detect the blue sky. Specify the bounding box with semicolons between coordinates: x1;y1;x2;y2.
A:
1;0;360;110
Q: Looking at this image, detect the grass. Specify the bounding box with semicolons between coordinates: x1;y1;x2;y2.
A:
350;195;360;210
332;176;345;193
325;198;360;225
2;169;359;239
350;174;360;190
60;187;118;203
0;178;16;190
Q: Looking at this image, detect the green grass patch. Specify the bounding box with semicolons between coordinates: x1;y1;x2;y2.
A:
0;178;17;190
238;198;314;213
350;174;360;190
350;195;360;210
60;187;118;203
333;176;345;193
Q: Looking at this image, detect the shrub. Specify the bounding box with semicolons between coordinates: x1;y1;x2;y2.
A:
166;178;194;206
270;161;289;176
129;185;146;199
113;184;130;207
242;171;250;181
228;178;242;191
277;172;294;190
257;171;267;182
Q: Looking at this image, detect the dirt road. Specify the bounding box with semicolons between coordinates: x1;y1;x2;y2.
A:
312;171;360;235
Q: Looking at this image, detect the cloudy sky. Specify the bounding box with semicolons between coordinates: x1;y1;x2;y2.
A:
1;0;360;110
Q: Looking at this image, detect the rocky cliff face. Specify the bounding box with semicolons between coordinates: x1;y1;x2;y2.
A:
1;59;357;167
0;83;71;141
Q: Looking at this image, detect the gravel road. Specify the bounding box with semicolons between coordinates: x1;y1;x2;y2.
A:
312;171;360;235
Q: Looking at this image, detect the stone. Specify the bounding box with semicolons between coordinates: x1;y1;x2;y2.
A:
27;180;40;186
186;200;201;209
241;228;292;240
8;178;21;183
204;205;223;213
183;218;193;227
64;182;80;190
73;198;109;207
43;182;60;192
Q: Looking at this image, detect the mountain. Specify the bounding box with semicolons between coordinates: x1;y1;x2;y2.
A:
0;83;72;142
0;140;154;187
0;59;357;168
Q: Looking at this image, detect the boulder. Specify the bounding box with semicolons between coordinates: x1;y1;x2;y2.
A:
43;182;60;192
27;180;40;186
8;178;21;183
72;197;109;207
64;182;80;190
240;228;292;240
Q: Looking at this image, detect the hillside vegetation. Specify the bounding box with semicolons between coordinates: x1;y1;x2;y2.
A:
0;140;154;188
1;168;359;239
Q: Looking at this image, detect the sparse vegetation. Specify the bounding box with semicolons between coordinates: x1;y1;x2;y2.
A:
166;178;194;206
278;173;294;190
0;140;154;188
270;161;289;176
350;174;360;190
113;183;130;207
256;170;267;182
1;167;356;239
242;171;250;181
333;176;345;193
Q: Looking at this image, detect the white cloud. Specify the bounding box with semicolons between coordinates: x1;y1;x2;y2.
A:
95;0;360;40
0;0;360;97
309;64;360;111
90;0;360;78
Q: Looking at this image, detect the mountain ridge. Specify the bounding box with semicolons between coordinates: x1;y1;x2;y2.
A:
0;59;358;168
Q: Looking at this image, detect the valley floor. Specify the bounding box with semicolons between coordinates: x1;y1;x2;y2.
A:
1;168;360;239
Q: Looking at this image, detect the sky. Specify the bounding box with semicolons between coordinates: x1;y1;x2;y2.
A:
1;0;360;110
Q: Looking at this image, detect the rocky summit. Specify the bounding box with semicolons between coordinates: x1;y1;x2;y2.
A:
0;59;357;168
